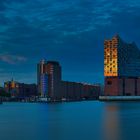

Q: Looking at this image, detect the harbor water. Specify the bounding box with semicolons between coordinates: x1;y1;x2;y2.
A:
0;101;140;140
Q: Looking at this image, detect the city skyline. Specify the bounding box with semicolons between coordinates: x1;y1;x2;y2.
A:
0;0;140;84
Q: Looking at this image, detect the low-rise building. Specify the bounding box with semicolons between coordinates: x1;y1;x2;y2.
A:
104;77;140;96
4;79;37;98
37;60;101;101
61;81;100;100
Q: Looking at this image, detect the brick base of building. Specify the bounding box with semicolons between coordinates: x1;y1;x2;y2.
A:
104;77;140;96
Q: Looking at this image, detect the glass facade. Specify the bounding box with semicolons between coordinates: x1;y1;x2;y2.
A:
37;60;61;98
104;35;140;77
104;36;118;76
40;74;48;97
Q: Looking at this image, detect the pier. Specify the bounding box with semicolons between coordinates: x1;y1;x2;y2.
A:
99;96;140;101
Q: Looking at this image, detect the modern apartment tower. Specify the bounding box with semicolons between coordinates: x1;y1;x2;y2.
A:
37;60;48;97
104;35;140;96
37;60;62;99
46;61;62;99
37;60;101;100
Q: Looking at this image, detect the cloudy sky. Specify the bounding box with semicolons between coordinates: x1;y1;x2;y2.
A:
0;0;140;85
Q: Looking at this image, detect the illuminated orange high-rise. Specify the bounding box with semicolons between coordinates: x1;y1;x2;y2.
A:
104;35;118;77
104;35;140;96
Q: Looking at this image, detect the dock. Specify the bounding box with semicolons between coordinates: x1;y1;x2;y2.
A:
99;96;140;101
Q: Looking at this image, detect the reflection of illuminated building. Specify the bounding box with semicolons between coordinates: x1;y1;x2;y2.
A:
103;104;121;140
104;35;140;96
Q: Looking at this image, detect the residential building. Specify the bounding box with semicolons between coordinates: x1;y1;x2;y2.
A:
37;60;61;99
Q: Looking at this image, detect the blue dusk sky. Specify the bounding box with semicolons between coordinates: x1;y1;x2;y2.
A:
0;0;140;85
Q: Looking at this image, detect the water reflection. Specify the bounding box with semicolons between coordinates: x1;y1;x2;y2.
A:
46;103;64;140
46;102;103;140
104;102;140;140
1;102;140;140
103;103;122;140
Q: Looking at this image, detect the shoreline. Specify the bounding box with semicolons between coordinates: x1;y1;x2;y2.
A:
99;96;140;101
2;96;140;104
0;98;98;104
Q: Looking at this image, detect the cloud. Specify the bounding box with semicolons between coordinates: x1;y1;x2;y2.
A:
0;0;139;84
0;54;27;64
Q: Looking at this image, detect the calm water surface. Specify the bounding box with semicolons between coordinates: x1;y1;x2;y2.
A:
0;101;140;140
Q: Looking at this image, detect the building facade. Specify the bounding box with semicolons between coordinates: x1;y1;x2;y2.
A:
37;60;62;99
104;35;140;96
4;79;37;98
40;74;48;97
104;77;140;96
37;60;48;97
4;79;18;97
104;35;140;77
37;59;101;100
61;81;100;100
46;61;62;99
